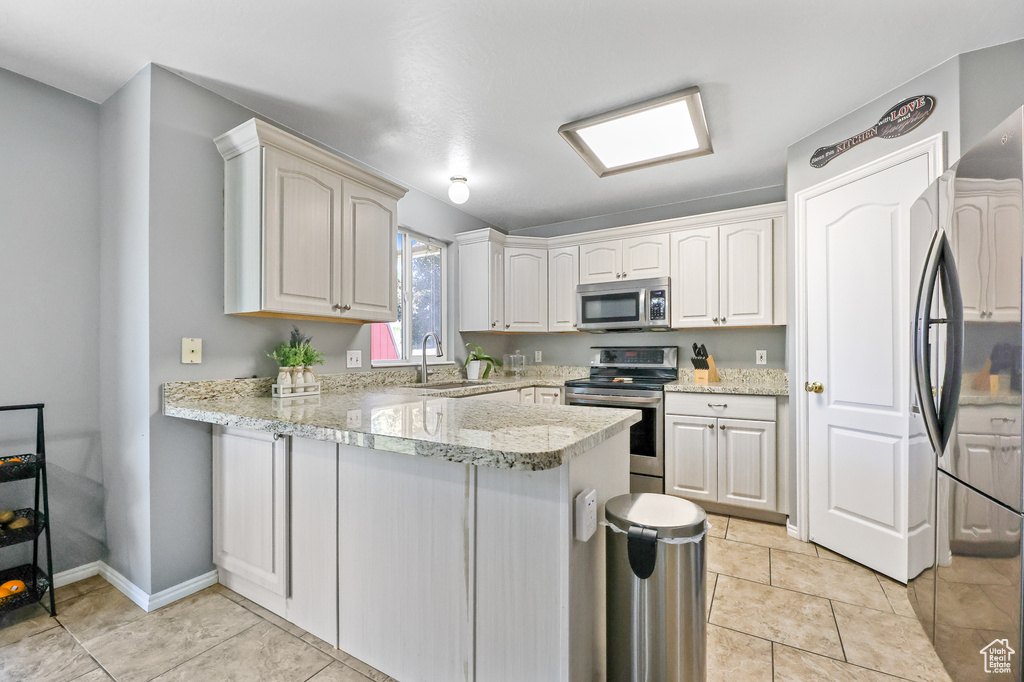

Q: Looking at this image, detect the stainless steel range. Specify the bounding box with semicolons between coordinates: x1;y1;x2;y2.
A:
564;346;678;493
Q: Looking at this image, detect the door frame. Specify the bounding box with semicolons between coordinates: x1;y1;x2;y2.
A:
791;133;945;542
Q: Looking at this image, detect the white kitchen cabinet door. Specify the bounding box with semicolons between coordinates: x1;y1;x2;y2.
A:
579;240;622;284
719;220;773;327
670;227;719;328
489;241;505;331
622;234;670;280
262;146;344;317
520;388;536;403
665;415;718;503
504;247;548;332
466;389;521;402
340;182;398;321
988;191;1023;322
535;388;562;405
951;434;1001;543
950;195;988;322
213;426;289;597
547;246;579;331
717;418;776;511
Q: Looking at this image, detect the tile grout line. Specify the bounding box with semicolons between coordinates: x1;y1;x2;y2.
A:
138;620;265;681
714;571;896;615
872;570;898;614
828;599;848;663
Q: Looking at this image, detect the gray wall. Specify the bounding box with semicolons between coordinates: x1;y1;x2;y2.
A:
959;39;1024;152
0;68;105;574
144;66;488;592
99;67;155;590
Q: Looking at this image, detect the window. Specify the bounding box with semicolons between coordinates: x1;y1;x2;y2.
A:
371;230;447;365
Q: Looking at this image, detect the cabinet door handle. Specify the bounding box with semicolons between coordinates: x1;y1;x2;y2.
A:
720;425;726;430
707;424;714;429
273;433;283;441
615;273;622;279
333;304;351;312
721;316;726;323
505;324;510;329
491;321;497;328
572;323;577;328
708;403;728;408
712;317;719;323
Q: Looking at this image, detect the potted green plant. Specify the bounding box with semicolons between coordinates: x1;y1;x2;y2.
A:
464;343;502;380
268;327;327;395
268;342;301;394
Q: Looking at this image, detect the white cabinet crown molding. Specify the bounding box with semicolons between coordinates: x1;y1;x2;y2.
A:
215;118;408;200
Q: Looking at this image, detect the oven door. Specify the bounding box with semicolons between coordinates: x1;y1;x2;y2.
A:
563;390;664;478
576;287;646;331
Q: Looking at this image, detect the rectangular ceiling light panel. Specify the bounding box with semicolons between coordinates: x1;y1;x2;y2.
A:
559;86;712;177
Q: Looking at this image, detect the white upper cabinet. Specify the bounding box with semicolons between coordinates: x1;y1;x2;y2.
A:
548;246;579;331
579;241;622;284
671;219;774;328
720;220;774;326
622;234;670;280
216;119;406;323
950;179;1023;323
670;227;719;327
504;247;548;332
458;237;504;332
580;236;669;284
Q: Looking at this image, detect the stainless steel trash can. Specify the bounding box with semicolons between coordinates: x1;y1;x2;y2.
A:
606;493;707;682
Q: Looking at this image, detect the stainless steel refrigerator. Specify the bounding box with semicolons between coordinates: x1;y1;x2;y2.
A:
910;107;1024;680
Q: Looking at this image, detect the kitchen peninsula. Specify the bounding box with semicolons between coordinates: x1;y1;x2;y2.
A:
163;371;638;682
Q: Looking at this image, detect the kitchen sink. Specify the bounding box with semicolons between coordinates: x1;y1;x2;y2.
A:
406;381;494;390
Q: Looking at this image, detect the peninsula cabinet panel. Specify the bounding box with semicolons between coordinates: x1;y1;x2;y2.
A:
336;444;473;682
548;245;579;331
217;118;406;323
670;227;719;328
504;247;548;332
213;426;289;598
720;220;773;327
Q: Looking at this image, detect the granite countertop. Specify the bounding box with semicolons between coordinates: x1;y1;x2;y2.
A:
665;368;789;396
163;366;640;471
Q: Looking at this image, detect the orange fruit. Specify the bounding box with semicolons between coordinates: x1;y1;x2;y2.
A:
1;458;22;465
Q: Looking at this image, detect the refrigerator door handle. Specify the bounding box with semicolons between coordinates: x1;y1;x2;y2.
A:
935;232;964;450
914;230;944;453
914;230;963;454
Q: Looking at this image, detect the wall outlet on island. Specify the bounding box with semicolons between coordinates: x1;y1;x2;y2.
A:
347;350;362;368
756;350;767;365
535;350;542;362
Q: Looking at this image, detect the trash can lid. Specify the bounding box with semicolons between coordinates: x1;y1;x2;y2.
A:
605;493;706;539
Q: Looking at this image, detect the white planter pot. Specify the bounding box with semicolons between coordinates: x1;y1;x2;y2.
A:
466;360;483;380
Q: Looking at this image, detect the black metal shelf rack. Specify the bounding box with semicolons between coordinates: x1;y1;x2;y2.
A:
0;404;55;616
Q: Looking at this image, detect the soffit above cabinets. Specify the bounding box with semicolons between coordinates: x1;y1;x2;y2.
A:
2;2;1021;229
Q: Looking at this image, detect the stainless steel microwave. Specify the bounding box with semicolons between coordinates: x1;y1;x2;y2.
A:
575;277;671;332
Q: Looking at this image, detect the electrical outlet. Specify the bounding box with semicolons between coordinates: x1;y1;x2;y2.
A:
347;350;362;368
756;350;767;365
535;350;543;362
181;338;202;364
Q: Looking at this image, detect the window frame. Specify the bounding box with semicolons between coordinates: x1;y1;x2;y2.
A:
370;227;452;368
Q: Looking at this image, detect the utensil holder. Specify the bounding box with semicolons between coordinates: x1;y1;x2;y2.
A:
694;356;720;385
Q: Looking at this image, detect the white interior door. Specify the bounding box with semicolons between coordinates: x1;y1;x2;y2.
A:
806;152;933;582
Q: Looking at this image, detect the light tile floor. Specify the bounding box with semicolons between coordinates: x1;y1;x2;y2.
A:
0;514;952;681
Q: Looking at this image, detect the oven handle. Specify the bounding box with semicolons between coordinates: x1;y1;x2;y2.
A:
566;395;663;406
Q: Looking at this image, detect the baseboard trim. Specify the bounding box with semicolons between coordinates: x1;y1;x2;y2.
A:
53;561;102;588
787;521;800;540
53;561;218;613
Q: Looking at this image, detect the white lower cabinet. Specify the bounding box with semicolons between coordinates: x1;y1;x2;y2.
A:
520;387;536;403
212;427;338;643
465;389;521;402
535;387;562;405
665;395;778;512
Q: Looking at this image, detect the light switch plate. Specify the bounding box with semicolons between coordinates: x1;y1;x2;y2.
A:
535;350;543;362
347;350;362;368
756;350;767;365
181;338;202;364
575;488;598;542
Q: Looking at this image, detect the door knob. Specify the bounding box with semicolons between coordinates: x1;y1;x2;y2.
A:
712;317;719;323
805;381;824;393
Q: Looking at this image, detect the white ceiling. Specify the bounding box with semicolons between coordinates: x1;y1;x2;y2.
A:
2;1;1022;230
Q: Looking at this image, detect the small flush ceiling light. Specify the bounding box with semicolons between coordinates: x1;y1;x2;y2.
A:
448;176;470;204
558;86;712;177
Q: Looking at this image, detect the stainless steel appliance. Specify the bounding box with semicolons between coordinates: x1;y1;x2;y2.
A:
565;346;678;492
575;277;670;332
910;107;1024;680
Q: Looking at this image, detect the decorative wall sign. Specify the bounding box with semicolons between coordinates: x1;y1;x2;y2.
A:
810;95;935;168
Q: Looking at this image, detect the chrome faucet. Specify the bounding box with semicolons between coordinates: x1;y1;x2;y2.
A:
420;333;443;383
